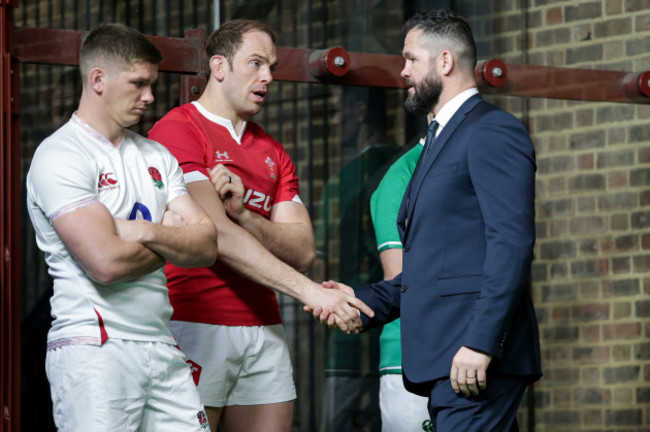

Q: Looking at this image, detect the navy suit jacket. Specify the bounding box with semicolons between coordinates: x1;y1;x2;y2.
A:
356;94;542;394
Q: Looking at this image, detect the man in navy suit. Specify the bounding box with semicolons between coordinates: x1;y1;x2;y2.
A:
314;9;542;431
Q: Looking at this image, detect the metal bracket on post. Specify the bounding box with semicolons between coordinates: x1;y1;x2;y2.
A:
476;58;508;88
307;46;350;79
622;70;650;102
178;28;207;105
180;74;207;105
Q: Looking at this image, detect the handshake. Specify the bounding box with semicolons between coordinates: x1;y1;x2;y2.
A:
302;280;374;334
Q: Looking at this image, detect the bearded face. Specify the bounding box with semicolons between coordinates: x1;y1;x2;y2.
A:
404;70;442;116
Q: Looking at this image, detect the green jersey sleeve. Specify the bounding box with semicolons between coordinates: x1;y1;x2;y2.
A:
370;141;424;252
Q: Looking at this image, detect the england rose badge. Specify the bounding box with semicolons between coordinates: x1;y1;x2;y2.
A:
148;166;164;189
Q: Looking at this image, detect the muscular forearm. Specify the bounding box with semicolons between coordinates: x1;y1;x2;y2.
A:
184;180;370;332
237;209;315;272
53;203;168;285
219;224;372;332
136;220;218;268
87;242;166;284
209;166;315;271
217;222;316;299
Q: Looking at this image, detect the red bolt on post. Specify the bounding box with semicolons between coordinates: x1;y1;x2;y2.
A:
308;46;350;79
475;58;508;88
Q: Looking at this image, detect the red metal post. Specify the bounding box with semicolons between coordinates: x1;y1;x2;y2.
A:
480;63;650;104
13;26;203;72
179;28;206;105
13;26;650;104
179;74;206;105
1;1;21;432
273;46;405;87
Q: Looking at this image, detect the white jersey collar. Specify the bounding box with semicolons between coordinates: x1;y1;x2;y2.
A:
70;112;124;149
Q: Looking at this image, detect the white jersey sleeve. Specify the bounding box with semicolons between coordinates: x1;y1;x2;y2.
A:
27;135;98;223
155;139;189;205
26;120;180;346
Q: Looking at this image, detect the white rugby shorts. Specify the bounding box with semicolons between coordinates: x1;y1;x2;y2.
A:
170;321;297;407
46;339;209;431
380;374;432;432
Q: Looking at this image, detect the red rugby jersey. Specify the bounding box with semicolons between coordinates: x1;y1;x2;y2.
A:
149;102;300;326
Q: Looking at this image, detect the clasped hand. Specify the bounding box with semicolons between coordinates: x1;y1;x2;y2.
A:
303;280;373;334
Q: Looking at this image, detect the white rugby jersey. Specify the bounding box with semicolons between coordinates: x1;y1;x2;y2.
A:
26;114;188;348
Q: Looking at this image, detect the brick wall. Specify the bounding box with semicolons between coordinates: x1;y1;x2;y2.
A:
466;1;650;430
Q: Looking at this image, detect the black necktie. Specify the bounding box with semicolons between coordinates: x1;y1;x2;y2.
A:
410;120;439;183
421;120;439;162
404;120;439;225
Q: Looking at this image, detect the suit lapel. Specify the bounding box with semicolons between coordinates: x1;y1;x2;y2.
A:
399;94;483;244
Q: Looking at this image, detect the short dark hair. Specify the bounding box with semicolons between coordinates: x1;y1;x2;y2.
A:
403;9;477;73
79;23;163;78
205;19;275;72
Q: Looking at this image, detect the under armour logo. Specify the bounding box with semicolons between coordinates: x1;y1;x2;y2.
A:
215;151;230;160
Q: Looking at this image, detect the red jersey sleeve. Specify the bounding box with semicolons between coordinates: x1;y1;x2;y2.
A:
148;106;211;179
273;140;300;204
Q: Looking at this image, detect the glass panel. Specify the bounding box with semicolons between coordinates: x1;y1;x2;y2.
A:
20;63;77;432
238;4;417;431
16;1;516;431
16;2;214;431
243;3;429;430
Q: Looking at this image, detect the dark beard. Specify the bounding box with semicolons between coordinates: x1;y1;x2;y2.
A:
404;75;442;115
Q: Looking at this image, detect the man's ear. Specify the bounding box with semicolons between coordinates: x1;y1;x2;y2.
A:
439;50;454;76
88;67;106;94
209;55;228;81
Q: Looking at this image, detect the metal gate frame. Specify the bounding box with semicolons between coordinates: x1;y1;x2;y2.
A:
1;2;20;431
2;8;650;431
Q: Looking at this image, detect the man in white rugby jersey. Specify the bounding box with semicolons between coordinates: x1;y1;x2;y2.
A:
26;23;218;432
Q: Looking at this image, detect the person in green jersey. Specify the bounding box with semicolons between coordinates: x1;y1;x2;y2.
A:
370;135;433;432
